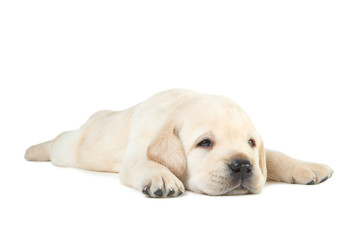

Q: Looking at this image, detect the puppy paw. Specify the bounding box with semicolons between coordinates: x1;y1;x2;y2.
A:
141;174;185;198
289;162;334;185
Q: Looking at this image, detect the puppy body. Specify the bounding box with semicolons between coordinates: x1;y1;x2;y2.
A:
25;89;333;197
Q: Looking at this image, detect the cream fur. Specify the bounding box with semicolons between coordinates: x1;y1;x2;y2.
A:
25;89;333;197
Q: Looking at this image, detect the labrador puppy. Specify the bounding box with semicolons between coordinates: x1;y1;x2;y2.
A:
25;89;333;197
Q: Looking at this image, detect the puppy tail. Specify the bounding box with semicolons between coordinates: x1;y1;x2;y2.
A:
25;140;53;161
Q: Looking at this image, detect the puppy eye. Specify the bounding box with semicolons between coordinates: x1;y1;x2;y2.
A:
198;139;212;147
248;138;256;148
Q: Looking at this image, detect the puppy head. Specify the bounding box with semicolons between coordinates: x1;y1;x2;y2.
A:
148;96;267;195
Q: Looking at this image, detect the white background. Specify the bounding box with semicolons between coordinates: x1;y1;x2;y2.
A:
1;0;359;239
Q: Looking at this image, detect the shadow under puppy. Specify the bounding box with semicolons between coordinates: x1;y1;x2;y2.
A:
25;89;333;197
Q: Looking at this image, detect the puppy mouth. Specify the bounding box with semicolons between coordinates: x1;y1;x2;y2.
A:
207;169;258;195
207;179;254;196
221;183;252;195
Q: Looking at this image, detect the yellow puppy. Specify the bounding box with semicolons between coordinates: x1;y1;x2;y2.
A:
25;89;333;197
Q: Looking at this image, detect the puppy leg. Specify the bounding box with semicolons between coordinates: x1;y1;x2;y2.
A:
25;140;53;161
119;155;185;198
266;149;333;184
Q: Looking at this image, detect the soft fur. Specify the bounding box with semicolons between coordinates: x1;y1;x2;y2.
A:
25;89;333;197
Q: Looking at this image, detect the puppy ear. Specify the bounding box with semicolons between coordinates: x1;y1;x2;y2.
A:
147;123;186;177
259;139;267;178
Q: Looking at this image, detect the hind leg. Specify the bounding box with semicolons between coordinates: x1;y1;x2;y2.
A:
25;140;53;161
25;130;81;168
49;130;81;168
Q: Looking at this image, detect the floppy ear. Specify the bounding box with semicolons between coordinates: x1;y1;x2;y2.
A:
147;123;186;177
259;139;267;178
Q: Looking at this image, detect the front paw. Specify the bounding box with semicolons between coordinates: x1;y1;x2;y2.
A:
141;174;185;198
290;162;334;185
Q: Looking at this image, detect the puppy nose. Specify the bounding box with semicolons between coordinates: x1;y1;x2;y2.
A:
228;159;252;178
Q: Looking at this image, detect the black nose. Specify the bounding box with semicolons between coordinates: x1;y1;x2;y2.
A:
228;159;252;179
